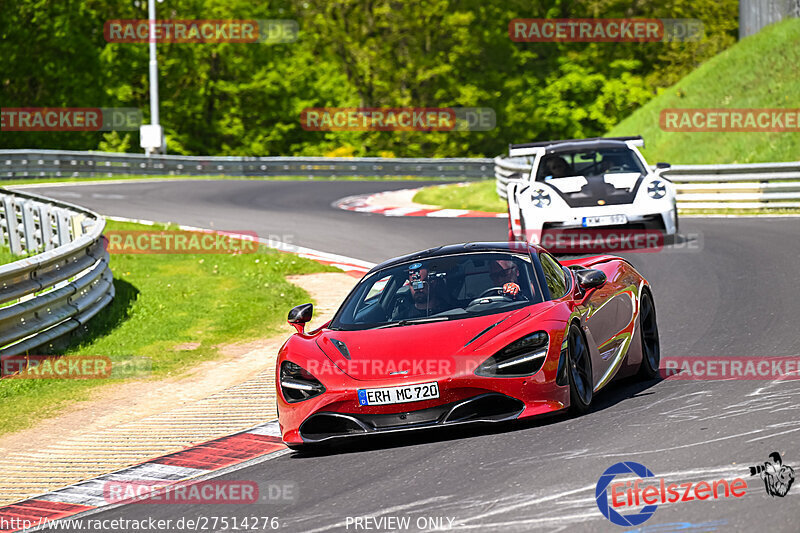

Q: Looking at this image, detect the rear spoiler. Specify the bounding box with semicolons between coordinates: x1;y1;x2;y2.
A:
509;136;644;157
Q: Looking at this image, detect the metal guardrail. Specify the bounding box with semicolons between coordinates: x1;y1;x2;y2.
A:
494;156;800;209
0;150;494;180
0;189;114;356
3;149;798;209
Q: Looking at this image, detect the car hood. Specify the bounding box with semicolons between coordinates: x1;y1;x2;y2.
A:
316;308;532;381
545;173;644;208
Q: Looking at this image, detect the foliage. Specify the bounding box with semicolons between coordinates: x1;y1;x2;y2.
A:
1;0;739;157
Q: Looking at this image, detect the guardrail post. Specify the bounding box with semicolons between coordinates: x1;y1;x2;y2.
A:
3;197;23;255
21;201;40;253
55;209;73;246
70;214;86;239
37;204;56;250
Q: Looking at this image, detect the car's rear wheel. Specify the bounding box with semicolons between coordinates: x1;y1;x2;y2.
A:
567;323;593;414
637;291;660;380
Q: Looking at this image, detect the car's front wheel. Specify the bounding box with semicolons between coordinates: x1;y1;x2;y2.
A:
673;205;679;234
567;323;593;414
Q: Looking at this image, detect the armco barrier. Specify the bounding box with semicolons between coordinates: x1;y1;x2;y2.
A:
0;150;494;180
494;156;800;210
2;149;797;210
0;189;113;356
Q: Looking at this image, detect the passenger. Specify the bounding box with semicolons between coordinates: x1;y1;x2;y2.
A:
395;266;449;318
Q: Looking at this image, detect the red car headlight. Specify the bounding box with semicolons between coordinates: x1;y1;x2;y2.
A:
280;361;325;403
475;331;549;377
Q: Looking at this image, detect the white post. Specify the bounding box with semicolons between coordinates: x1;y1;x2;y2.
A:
140;0;164;156
148;0;159;128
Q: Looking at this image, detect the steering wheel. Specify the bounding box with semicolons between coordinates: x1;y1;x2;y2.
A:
477;286;508;298
582;161;603;175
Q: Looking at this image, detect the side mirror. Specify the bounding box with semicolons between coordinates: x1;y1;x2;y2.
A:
656;162;671;169
575;269;606;296
288;303;313;334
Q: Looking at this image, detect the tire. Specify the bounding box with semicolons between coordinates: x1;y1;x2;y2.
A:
673;205;679;234
567;323;593;414
637;290;661;380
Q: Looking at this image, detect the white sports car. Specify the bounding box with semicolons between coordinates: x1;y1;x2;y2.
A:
506;136;677;246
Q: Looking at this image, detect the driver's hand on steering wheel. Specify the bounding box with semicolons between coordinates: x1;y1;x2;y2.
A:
502;282;520;298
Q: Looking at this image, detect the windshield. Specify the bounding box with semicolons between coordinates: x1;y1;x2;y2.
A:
537;147;646;180
329;252;543;330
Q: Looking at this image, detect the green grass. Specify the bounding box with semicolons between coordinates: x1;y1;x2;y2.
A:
0;247;20;266
680;207;800;215
0;246;39;266
0;220;339;436
413;181;506;212
607;18;800;164
0;174;464;188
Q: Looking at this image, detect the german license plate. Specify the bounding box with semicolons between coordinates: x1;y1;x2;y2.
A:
582;214;628;227
357;382;439;406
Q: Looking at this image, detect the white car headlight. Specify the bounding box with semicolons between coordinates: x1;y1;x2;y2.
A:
647;180;666;199
531;189;551;207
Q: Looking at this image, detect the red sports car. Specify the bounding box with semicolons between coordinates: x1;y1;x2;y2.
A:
275;242;660;448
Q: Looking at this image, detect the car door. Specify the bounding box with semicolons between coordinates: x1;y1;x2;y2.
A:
539;253;635;389
573;259;638;388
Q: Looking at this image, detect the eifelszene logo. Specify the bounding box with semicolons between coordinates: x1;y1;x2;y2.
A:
596;462;658;527
596;461;748;526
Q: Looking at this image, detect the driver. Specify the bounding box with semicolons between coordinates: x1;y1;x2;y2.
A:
544;156;570;178
489;260;522;299
599;154;625;173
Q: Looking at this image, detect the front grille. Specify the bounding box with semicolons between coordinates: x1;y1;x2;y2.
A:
298;393;525;443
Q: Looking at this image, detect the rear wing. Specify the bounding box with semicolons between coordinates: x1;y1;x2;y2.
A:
509;136;644;157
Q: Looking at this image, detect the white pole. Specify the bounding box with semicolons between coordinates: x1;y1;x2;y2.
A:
147;0;160;154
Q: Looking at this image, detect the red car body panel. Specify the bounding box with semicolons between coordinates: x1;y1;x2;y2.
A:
276;246;651;446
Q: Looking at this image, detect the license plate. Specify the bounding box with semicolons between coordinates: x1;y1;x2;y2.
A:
357;382;439;406
582;214;628;227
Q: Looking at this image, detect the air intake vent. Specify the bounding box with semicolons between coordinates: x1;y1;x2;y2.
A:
331;338;351;360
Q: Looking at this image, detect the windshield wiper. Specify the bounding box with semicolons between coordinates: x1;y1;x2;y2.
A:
374;316;450;329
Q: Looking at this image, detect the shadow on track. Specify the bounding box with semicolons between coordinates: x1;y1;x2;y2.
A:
287;375;663;457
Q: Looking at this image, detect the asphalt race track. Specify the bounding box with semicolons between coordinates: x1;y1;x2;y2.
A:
21;180;800;532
